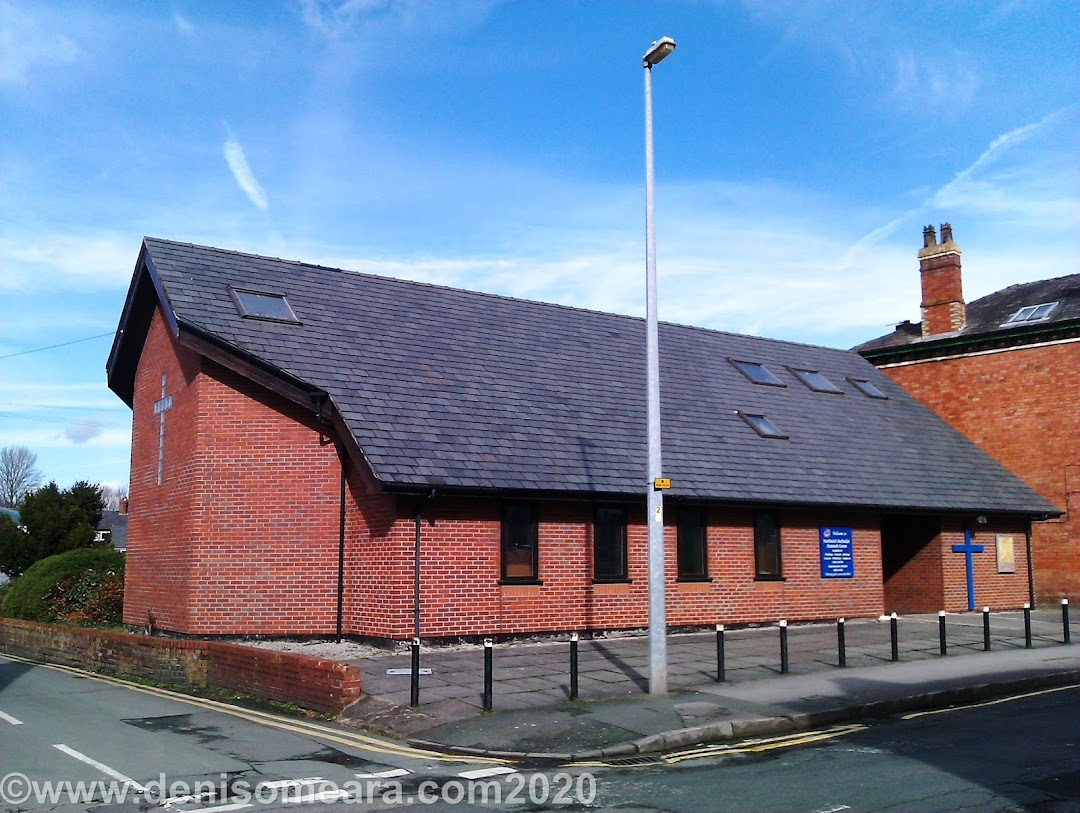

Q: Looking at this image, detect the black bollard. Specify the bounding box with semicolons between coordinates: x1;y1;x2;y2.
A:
1064;599;1072;645
779;620;789;674
982;606;991;651
1024;603;1032;648
938;610;947;656
410;637;421;707
715;624;726;683
482;638;493;711
569;632;579;700
837;618;846;668
890;612;899;662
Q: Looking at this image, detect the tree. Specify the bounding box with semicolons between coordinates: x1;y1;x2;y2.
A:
0;481;105;578
101;484;129;511
0;446;43;509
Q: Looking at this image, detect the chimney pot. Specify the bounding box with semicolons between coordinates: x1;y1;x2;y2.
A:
922;224;937;248
940;222;953;243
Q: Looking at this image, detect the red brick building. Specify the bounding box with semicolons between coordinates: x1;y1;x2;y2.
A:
857;225;1076;605
107;239;1057;641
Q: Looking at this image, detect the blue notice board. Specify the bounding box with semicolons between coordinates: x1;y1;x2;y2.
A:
820;527;854;578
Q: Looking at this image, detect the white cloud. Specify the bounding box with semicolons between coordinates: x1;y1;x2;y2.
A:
223;137;269;211
63;416;106;444
0;1;79;86
172;11;195;38
892;49;979;111
0;231;136;291
298;0;495;42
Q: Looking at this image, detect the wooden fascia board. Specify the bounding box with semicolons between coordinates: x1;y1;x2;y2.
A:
861;320;1080;364
106;245;181;407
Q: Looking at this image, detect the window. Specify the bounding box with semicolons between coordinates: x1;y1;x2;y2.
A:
790;368;843;394
677;508;709;580
731;360;785;387
594;506;628;581
1002;301;1058;326
229;287;301;324
737;411;788;439
754;511;782;579
849;378;888;400
501;502;538;582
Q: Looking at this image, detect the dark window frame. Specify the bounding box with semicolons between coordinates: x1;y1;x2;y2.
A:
228;286;302;325
753;510;783;580
677;507;710;581
730;359;786;387
737;410;789;439
593;505;629;583
500;501;540;584
789;367;843;394
848;378;888;400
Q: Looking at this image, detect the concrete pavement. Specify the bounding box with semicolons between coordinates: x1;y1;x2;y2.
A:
340;609;1080;761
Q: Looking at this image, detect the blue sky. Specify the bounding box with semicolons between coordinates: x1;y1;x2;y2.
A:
1;0;1077;492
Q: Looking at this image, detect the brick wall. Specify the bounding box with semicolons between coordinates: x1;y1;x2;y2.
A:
0;619;360;715
879;341;1078;604
124;307;201;632
124;309;348;636
369;499;886;640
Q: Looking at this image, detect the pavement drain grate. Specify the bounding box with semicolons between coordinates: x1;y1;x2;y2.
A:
602;755;665;767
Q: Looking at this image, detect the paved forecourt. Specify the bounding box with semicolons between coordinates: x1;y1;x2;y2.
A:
354;609;1078;727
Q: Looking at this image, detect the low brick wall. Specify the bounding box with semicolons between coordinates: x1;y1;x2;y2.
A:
0;618;361;715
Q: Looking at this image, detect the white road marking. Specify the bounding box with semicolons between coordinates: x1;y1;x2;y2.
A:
184;803;252;813
257;778;324;789
811;806;851;813
0;710;23;725
355;768;410;778
52;744;147;791
457;766;519;780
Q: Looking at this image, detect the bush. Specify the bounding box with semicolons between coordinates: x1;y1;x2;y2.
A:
1;547;124;626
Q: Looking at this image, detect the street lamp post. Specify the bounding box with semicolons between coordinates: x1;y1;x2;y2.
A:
643;35;675;695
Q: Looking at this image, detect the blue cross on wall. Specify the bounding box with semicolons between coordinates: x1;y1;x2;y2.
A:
952;528;985;611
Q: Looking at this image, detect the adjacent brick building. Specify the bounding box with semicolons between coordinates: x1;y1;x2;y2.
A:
857;225;1077;605
107;239;1058;642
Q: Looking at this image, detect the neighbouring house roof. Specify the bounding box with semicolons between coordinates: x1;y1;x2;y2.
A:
107;238;1059;517
855;273;1080;360
97;510;128;552
0;506;19;524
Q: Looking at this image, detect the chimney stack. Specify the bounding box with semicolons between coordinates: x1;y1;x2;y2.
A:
119;496;129;515
918;222;965;336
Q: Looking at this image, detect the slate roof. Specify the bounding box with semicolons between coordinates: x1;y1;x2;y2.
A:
97;510;128;552
855;273;1080;355
107;238;1059;516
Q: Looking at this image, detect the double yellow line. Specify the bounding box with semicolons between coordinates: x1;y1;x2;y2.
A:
0;653;510;765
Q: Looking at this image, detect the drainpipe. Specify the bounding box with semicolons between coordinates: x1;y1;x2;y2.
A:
336;445;347;642
414;490;436;640
1025;519;1035;609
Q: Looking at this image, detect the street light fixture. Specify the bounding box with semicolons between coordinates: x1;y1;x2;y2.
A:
642;35;675;695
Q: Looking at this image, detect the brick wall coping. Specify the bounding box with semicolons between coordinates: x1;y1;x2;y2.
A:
0;618;361;716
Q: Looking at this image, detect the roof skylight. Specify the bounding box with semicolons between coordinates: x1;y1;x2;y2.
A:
1002;301;1058;326
737;411;788;439
229;287;301;324
732;360;785;387
849;378;888;400
790;368;843;394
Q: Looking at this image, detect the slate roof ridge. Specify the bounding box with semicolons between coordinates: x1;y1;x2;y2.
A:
143;236;852;359
969;271;1079;304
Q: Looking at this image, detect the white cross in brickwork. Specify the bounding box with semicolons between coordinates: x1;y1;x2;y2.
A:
153;373;174;485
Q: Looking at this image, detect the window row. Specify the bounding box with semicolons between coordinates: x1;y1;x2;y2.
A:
731;359;887;399
501;503;783;583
